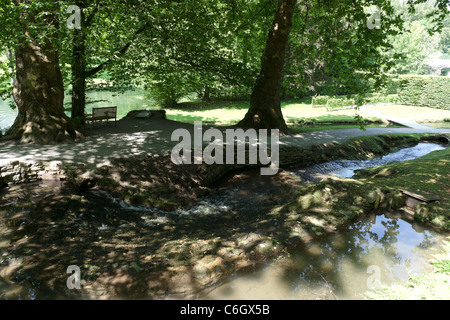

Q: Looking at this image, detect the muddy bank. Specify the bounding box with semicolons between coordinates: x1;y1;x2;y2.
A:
0;170;404;300
0;170;301;299
0;133;449;299
1;152;448;299
63;133;449;211
2;133;447;212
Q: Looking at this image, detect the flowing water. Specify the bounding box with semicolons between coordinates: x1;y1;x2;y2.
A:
0;142;448;299
292;143;446;182
202;142;449;299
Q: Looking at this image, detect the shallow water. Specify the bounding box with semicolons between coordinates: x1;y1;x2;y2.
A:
203;211;448;300
292;142;446;182
0;142;448;299
202;142;449;300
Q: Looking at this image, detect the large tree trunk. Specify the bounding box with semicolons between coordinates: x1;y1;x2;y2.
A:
6;2;78;144
237;0;297;133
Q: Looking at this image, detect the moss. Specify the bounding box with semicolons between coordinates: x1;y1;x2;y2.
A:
355;145;450;229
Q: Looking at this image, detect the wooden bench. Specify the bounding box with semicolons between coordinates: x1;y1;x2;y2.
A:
85;106;117;127
400;189;440;209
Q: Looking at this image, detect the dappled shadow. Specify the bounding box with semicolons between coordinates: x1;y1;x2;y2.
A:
1;118;449;299
0;171;300;299
1;116;448;170
0;164;448;299
174;100;250;112
0;119;194;168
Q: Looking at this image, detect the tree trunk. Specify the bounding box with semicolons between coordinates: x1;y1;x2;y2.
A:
6;2;78;144
237;0;296;133
71;26;87;124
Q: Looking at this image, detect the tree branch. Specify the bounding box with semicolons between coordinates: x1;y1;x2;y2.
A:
84;22;151;78
84;0;100;28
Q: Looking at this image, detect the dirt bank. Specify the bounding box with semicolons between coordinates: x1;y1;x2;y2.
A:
65;133;449;211
0;133;448;299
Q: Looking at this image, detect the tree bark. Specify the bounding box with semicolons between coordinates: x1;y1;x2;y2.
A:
237;0;297;133
71;21;87;123
6;1;78;144
73;12;149;121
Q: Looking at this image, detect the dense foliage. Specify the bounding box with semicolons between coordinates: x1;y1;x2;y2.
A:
396;75;450;110
0;0;448;139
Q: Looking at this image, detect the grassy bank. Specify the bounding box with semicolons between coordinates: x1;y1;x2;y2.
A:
365;240;450;300
354;142;450;229
1;133;448;299
165;99;385;130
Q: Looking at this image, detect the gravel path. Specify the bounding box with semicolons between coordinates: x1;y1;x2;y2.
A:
0;118;449;168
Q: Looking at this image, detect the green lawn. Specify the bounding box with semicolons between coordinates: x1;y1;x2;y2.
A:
367;105;450;123
162;99;450;134
165;98;384;130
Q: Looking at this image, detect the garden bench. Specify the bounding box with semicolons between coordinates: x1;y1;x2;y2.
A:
85;106;117;127
400;189;440;209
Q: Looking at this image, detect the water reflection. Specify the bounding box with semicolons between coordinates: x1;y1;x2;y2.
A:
0;89;151;131
204;212;447;300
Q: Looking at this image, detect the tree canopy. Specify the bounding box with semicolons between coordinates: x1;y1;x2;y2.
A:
0;0;449;142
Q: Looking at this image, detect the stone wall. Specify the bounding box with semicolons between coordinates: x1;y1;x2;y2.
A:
0;160;66;188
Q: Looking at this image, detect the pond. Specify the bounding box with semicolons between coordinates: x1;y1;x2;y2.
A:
203;211;448;300
0;89;153;131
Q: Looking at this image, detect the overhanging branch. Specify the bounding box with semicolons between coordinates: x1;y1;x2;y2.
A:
84;22;151;78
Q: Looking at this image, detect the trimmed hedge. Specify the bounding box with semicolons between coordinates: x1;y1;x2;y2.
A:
395;75;450;111
311;95;330;107
367;93;399;104
311;93;399;111
326;98;355;111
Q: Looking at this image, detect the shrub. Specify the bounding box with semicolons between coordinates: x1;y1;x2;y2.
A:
311;95;330;107
326;97;355;111
384;78;401;95
147;76;191;108
396;75;450;110
148;82;186;108
366;93;399;104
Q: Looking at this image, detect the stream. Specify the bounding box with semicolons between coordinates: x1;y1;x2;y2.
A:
202;142;449;299
291;142;446;182
0;142;448;299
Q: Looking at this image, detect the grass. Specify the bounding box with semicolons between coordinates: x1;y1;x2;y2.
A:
354;144;450;229
289;124;398;134
164;99;450;133
165;98;386;131
425;122;450;129
278;135;450;299
365;240;450;300
367;104;450;123
164;98;450;127
165;99;250;126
